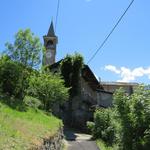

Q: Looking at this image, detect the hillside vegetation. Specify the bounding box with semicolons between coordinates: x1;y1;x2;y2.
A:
0;29;69;150
88;86;150;150
0;101;62;150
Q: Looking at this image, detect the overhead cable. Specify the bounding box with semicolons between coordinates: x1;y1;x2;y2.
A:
87;0;135;64
55;0;60;32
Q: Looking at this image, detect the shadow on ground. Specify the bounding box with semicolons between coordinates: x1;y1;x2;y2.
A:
63;128;77;141
64;127;100;150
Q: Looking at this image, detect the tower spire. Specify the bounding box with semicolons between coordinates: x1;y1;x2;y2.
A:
47;21;55;37
43;20;58;66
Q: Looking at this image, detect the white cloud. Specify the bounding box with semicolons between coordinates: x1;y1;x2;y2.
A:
104;65;150;82
105;65;120;74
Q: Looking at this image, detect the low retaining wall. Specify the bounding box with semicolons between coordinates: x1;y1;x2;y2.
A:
37;127;64;150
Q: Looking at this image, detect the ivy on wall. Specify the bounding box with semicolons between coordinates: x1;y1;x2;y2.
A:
60;53;84;98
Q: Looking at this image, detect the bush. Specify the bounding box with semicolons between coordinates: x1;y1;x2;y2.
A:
27;72;69;111
0;57;28;99
142;128;150;149
23;96;42;109
113;86;150;150
87;121;95;133
90;108;115;145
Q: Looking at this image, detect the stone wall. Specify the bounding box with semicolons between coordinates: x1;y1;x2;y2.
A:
101;82;138;94
98;91;113;108
80;77;98;103
67;77;99;130
36;127;64;150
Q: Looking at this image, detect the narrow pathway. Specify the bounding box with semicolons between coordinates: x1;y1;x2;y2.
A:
64;129;99;150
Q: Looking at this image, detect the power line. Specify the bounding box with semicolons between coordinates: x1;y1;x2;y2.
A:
87;0;135;64
55;0;60;33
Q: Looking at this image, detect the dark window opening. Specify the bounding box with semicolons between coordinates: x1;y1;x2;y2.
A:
46;40;53;47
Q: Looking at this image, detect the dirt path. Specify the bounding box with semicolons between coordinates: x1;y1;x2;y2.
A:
64;129;99;150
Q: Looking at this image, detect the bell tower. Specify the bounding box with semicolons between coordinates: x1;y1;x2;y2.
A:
43;21;58;66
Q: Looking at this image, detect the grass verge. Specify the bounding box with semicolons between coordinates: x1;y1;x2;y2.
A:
96;139;118;150
0;101;62;150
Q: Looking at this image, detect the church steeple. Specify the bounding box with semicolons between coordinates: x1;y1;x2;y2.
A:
43;21;58;66
47;21;55;37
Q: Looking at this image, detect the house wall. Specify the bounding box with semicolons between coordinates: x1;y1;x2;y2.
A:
101;83;138;94
80;77;98;104
98;82;138;108
69;77;99;129
98;91;113;108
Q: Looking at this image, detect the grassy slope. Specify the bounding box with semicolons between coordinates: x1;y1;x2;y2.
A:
0;102;62;150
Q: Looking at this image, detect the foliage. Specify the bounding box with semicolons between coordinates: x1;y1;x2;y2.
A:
113;88;133;150
0;101;62;150
0;56;29;99
91;86;150;150
89;108;115;145
0;94;27;111
60;53;84;97
5;29;43;68
23;95;42;109
71;53;84;96
87;121;95;133
61;55;73;88
96;139;118;150
113;86;150;150
27;71;69;111
60;53;83;126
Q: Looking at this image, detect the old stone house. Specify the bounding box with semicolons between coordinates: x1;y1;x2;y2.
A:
99;82;138;107
42;21;105;129
42;21;137;129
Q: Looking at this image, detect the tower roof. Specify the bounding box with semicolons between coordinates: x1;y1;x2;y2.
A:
47;21;55;37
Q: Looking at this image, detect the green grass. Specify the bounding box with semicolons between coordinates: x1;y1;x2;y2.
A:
96;139;118;150
0;101;62;150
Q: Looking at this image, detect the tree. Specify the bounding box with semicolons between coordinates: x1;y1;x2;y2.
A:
113;88;133;150
87;108;115;145
5;29;43;68
0;56;29;99
27;72;69;111
113;86;150;150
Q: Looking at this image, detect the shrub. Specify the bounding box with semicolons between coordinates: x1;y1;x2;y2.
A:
0;57;27;99
87;121;95;133
142;128;150;149
90;108;115;145
23;96;42;109
113;86;150;150
27;72;69;111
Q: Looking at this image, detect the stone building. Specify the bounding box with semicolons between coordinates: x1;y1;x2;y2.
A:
42;21;104;129
97;82;138;108
101;82;138;94
42;21;138;129
48;61;103;129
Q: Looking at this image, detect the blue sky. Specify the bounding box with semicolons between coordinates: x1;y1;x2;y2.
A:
0;0;150;83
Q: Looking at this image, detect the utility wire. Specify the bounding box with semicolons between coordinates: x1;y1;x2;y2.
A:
55;0;60;33
87;0;135;64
